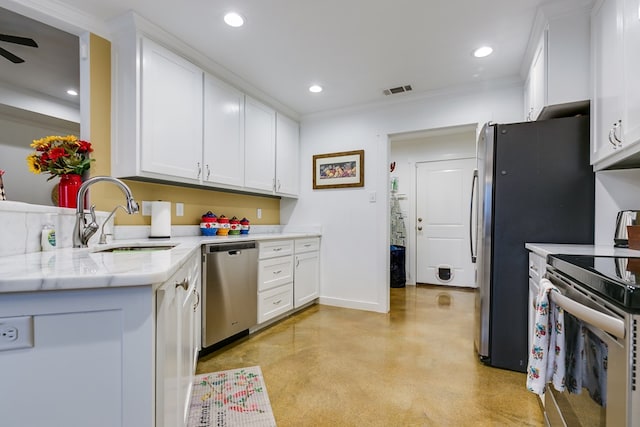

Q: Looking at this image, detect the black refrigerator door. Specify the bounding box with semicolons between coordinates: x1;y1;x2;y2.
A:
489;115;594;372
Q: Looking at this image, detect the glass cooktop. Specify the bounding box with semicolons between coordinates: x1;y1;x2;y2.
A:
548;254;640;311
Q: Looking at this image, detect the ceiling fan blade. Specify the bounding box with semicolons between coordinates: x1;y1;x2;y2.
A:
0;47;25;63
0;34;38;48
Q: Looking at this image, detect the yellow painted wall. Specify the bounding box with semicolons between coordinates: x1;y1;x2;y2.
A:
87;34;280;226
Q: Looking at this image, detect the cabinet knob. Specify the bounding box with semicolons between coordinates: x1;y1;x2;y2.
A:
417;226;423;231
175;279;189;291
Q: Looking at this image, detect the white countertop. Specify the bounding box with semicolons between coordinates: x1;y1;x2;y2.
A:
525;242;640;258
0;233;319;294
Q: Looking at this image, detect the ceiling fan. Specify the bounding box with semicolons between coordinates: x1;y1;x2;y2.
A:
0;34;38;63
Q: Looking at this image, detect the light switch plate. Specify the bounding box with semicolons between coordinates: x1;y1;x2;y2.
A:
369;191;377;203
257;208;262;219
176;203;184;217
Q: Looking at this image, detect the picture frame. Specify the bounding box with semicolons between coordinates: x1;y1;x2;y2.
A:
312;149;364;189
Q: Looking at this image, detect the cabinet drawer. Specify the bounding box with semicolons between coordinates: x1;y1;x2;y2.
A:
259;240;293;259
258;256;294;291
294;237;320;254
258;283;293;323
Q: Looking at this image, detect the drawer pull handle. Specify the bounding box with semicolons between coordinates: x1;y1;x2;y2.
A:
304;244;311;247
273;270;282;274
273;299;282;305
273;248;282;252
193;289;200;312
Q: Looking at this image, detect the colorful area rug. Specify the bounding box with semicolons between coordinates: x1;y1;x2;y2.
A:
187;366;276;427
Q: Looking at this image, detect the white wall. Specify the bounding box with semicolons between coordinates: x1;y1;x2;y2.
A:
282;83;524;313
390;127;477;285
595;169;640;245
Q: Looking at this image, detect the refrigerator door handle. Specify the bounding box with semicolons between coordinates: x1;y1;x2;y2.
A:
469;169;478;263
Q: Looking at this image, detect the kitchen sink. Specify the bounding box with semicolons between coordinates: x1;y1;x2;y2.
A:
92;244;177;253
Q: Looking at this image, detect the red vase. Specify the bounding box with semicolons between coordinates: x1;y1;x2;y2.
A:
58;174;82;208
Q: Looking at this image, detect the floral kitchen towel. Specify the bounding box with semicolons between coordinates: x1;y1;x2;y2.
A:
526;278;566;395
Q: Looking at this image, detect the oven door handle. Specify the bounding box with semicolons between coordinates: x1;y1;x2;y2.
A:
550;291;625;340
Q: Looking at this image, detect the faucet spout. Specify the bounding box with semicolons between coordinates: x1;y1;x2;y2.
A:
73;176;139;248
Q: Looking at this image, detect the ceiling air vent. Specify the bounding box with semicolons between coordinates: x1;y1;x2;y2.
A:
383;85;413;96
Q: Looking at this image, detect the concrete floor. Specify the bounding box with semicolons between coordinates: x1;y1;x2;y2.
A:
196;285;544;426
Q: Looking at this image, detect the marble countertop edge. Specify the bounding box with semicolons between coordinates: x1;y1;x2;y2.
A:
0;232;321;294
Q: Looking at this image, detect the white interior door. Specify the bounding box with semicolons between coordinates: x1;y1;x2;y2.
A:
416;158;475;287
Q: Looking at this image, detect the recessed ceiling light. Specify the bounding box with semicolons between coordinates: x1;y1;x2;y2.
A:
224;12;245;27
473;46;493;58
66;89;78;96
309;85;323;93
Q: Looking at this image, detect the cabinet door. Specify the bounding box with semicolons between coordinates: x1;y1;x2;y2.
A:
275;113;300;196
141;37;203;180
245;96;276;192
591;0;624;164
156;279;180;427
529;34;546;121
623;0;640;146
294;251;320;308
177;279;197;426
203;74;245;187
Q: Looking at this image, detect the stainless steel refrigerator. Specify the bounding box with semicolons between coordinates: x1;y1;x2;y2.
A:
471;115;594;372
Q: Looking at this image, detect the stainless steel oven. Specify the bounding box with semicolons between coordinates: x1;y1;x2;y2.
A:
544;254;640;427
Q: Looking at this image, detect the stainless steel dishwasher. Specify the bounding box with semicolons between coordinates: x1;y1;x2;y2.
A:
202;241;258;349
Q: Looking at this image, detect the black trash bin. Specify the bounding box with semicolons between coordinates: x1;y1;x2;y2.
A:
390;245;406;288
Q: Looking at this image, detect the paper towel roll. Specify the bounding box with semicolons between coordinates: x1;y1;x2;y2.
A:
150;201;171;238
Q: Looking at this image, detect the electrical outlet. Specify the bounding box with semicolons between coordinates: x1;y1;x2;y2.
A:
0;316;34;351
1;327;17;341
176;203;184;217
257;208;262;219
141;201;151;216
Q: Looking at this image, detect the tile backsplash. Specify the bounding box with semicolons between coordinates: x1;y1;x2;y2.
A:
0;201;110;256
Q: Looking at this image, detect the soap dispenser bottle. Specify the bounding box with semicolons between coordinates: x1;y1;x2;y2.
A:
41;215;56;251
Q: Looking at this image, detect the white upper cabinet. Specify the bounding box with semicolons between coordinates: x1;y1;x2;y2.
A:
522;6;590;121
590;0;640;169
275;113;300;197
245;96;276;192
591;0;624;164
140;38;203;180
622;0;640;147
111;13;301;195
203;74;245;187
524;34;546;121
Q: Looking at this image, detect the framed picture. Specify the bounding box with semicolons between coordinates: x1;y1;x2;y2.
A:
312;149;364;189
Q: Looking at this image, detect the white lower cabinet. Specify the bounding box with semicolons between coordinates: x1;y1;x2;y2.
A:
258;283;294;323
156;252;201;427
294;238;320;308
0;286;154;427
257;240;294;323
256;238;320;324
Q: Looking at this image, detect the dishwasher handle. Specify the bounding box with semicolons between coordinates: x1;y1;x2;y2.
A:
204;241;256;253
